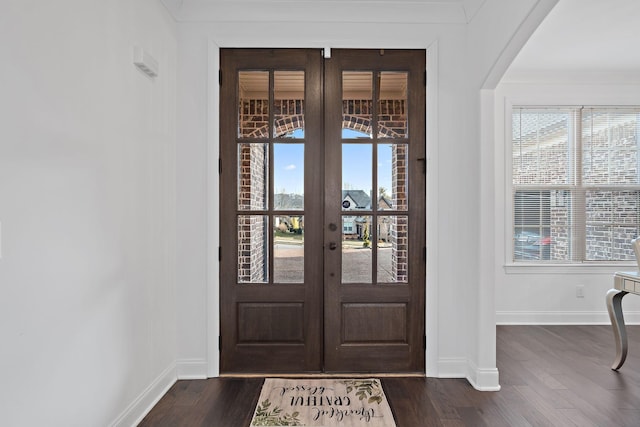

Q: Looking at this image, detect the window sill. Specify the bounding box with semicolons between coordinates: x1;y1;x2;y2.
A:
504;262;638;275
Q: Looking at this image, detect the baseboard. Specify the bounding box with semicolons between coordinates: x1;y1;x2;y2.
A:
496;310;640;325
466;359;501;391
437;358;500;391
109;362;177;427
436;357;468;378
176;358;208;379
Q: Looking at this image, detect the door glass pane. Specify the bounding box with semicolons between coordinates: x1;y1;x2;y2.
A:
274;143;304;210
342;215;372;283
274;71;305;138
342;71;373;138
377;216;408;283
237;143;268;210
378;72;408;138
274;216;304;283
342;144;372;211
238;71;269;138
238;215;268;283
378;143;408;211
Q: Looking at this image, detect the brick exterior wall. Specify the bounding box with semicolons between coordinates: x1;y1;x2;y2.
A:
238;143;268;282
239;98;408;138
239;99;304;138
391;144;408;282
550;193;570;261
341;99;407;138
391;216;409;282
378;99;408;138
238;215;268;282
239;99;269;138
586;190;640;260
275;99;304;137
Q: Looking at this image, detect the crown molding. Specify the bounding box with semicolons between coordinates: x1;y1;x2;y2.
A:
160;0;485;24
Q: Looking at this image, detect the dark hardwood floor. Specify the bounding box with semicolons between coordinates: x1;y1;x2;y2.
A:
140;325;640;426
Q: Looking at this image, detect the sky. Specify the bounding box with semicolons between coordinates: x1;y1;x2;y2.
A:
273;129;395;196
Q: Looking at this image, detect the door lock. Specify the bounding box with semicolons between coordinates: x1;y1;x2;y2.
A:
329;242;337;250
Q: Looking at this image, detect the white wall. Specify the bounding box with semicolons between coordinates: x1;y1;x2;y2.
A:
0;1;177;426
493;77;640;325
175;24;211;379
466;0;555;388
174;1;553;391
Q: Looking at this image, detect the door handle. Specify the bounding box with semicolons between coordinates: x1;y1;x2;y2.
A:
329;242;337;250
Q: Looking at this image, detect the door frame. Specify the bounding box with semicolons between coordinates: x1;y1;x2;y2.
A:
205;39;440;378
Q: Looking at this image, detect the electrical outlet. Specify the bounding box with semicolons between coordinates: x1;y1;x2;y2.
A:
576;285;585;298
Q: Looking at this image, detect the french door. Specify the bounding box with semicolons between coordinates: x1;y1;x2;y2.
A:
219;48;425;374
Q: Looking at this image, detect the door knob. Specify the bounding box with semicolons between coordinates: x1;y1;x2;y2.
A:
329;242;337;250
328;223;337;231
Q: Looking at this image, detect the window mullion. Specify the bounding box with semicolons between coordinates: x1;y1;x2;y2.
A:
572;108;586;262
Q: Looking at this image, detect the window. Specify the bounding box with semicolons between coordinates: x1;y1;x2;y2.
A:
512;107;640;262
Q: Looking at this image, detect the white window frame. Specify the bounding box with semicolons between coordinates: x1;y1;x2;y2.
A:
505;103;640;270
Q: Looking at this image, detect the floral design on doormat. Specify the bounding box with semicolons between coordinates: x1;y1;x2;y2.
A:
251;398;304;426
341;380;384;404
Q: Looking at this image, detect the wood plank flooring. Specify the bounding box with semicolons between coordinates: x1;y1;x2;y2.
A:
140;325;640;426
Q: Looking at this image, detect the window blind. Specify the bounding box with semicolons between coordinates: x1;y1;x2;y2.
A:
512;107;640;262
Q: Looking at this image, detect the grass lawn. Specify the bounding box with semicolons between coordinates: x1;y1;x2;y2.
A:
274;230;303;241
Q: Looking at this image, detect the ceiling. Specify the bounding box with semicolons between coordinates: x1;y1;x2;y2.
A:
506;0;640;78
161;0;487;23
161;0;640;78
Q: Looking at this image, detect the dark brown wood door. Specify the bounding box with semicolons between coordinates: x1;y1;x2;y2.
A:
220;48;425;374
219;49;324;372
323;50;425;372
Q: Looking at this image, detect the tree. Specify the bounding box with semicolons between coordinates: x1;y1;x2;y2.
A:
362;224;370;248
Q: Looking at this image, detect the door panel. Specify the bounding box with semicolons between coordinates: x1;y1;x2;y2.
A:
323;50;425;373
220;49;324;373
342;303;408;342
220;48;425;374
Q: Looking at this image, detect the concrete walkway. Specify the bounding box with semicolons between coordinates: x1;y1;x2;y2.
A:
273;244;397;283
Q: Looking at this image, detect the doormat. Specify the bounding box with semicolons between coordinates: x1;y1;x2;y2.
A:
250;378;396;427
